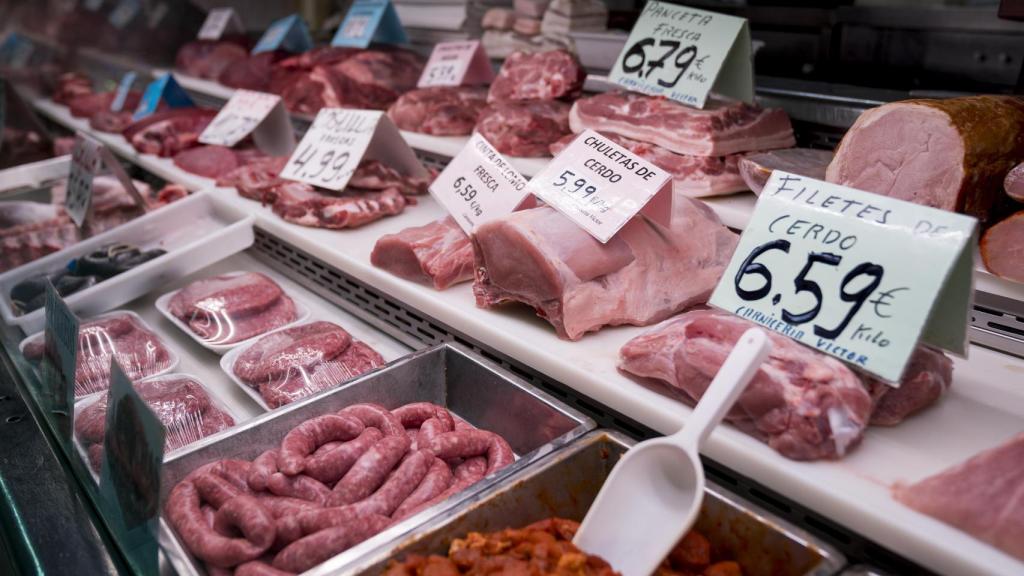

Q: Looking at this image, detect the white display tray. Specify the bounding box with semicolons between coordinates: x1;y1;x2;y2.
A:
0;192;255;334
0;155;71;197
37;96;1024;576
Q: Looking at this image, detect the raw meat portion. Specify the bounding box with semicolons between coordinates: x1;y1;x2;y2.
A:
333;49;424;99
371;217;474;290
68;91;116;118
176;40;249;80
22;312;174;397
739;148;834;194
53;72;92;104
863;347;954;426
218;50;288;91
123;108;218;157
89;108;136;134
569;91;796;157
271;182;408;229
75;374;234;463
894;432;1024;561
348;160;432;196
387;87;488;136
173;145;248;179
981;211;1024;283
827;96;1024;223
168;272;298;345
488;50;584;103
619;309;873;460
551;132;747;198
0;203;78;273
230;321;384;408
1006;162;1024;202
50;175;152;234
216;156;289;203
473;199;738;340
476;100;571;157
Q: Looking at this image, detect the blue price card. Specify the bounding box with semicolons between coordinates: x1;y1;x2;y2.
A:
252;13;313;55
133;73;193;121
99;360;165;576
0;33;34;68
41;283;79;443
110;71;137;113
332;0;408;49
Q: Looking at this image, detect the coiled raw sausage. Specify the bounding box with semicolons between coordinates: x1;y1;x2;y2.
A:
279;414;364;475
303;427;383;485
428;430;514;475
272;515;391;573
165;482;270;568
393;403;454;430
328;434;410;507
248;450;279;492
212;495;276;550
338;403;404;436
355;449;433;517
235;560;295;576
392;457;453;520
267;473;331;505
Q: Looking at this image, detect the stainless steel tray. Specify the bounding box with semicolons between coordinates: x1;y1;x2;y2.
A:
350;430;846;576
158;343;594;576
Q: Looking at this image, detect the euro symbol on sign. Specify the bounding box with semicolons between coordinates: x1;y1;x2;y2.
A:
869;287;908;319
695;55;709;71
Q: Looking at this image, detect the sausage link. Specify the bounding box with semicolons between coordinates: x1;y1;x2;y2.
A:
201;504;217;527
267;473;331;505
453;456;487;484
279;415;364;475
274;515;303;550
165;481;268;568
194;472;244;508
249;449;279;492
414;417;451;452
355;449;433;517
211;459;254;492
295;506;369;535
303;427;383;485
428;430;514;475
392;403;454;430
253;493;321;517
212;495;276;550
272;516;391;573
392;457;453;520
327;434;410;507
313;440;343;457
483;434;514;475
206;564;234;576
338;403;404;436
236;560;296;576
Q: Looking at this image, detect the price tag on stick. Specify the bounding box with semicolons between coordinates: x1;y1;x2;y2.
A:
41;284;79;442
253;14;313;54
527;129;672;243
133;74;193;121
199;89;295;155
609;1;753;108
99;360;164;576
281;108;426;191
709;172;977;383
332;0;408;49
429;133;530;234
110;71;137;113
417;41;493;88
198;7;244;41
67;133;148;228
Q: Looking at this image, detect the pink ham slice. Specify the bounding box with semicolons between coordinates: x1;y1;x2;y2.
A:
371;217;475;290
739;148;834;194
894;432;1024;561
472;198;737;340
1006;162;1024;203
568;91;795;157
981;210;1024;283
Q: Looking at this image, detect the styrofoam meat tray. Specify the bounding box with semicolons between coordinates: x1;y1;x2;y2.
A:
0;191;255;334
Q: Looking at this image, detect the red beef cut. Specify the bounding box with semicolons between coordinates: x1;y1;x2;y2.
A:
168;272;298;345
123;108;218;157
387;87;488;136
176;40;249;80
371;217;474;290
476;100;571;157
487;50;585;103
219;50;289;91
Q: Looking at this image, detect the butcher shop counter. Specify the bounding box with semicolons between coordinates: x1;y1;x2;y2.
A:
28;95;1024;576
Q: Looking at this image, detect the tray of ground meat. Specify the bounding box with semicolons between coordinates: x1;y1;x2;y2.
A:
157;343;593;576
156;271;309;353
20;310;178;397
350;430;846;576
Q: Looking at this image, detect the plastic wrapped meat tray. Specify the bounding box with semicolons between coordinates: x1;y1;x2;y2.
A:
158;344;593;576
20;310;178;397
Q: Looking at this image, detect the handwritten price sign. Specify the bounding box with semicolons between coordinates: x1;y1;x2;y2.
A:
198;90;292;152
417;41;493;88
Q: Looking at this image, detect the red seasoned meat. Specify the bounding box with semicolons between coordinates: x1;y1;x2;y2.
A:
270;182;407;229
864;347;953;426
176;40;249;80
173;145;241;179
569;91;795;157
826;96;1024;223
387;87;488;136
473;198;737;340
371;217;474;290
232;321;353;384
981;210;1024;283
551;132;747;198
219;51;289;91
739;148;834;194
169;272;298;345
487;50;585;103
894;432;1024;561
123;108;218;157
476;100;571;158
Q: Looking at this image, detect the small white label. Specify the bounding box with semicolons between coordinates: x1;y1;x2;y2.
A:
198;8;241;40
528;129;671;243
417;40;493;88
199;90;283;148
67;134;104;227
429;133;529;234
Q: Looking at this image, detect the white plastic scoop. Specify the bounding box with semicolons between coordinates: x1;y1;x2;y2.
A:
574;328;771;576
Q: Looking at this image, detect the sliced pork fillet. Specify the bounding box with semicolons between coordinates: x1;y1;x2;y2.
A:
826;96;1024;223
371;217;474;290
739;148;834;194
981;211;1024;283
472;198;738;340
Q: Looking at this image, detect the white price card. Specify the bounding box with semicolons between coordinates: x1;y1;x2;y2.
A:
197;7;243;40
527;129;671;243
331;0;408;48
67;132;148;228
709;172;977;383
281;108;426;191
608;1;753;109
429;133;530;234
198;89;295;154
417;41;493;88
42;284;78;431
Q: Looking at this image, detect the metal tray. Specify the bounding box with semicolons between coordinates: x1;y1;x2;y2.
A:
158;343;594;576
350;430;846;576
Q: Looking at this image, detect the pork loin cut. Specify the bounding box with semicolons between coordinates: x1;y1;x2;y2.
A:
371;217;474;290
569;91;795;157
550;132;747;198
863;346;953;426
487;50;585;103
472;198;738;340
270;182;407;229
619;309;872;460
387;87;488;136
981;211;1024;283
476;100;571;157
739;148;834;194
894;432;1024;561
1006;162;1024;203
827;96;1024;222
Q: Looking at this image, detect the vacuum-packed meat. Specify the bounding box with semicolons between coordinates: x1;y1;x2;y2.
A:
476;100;571;157
487;49;585;103
739;148;834;194
387;87;488;136
371;217;474;290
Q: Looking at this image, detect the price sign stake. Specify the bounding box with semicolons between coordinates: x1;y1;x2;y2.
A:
527;129;672;243
133;73;193;121
41;284;78;442
609;1;753;108
110;71;137;113
417;40;493;88
332;0;408;49
429;133;530;234
253;13;313;54
67;132;148;228
199;89;295;154
709;172;977;383
281;108;425;191
197;7;244;40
